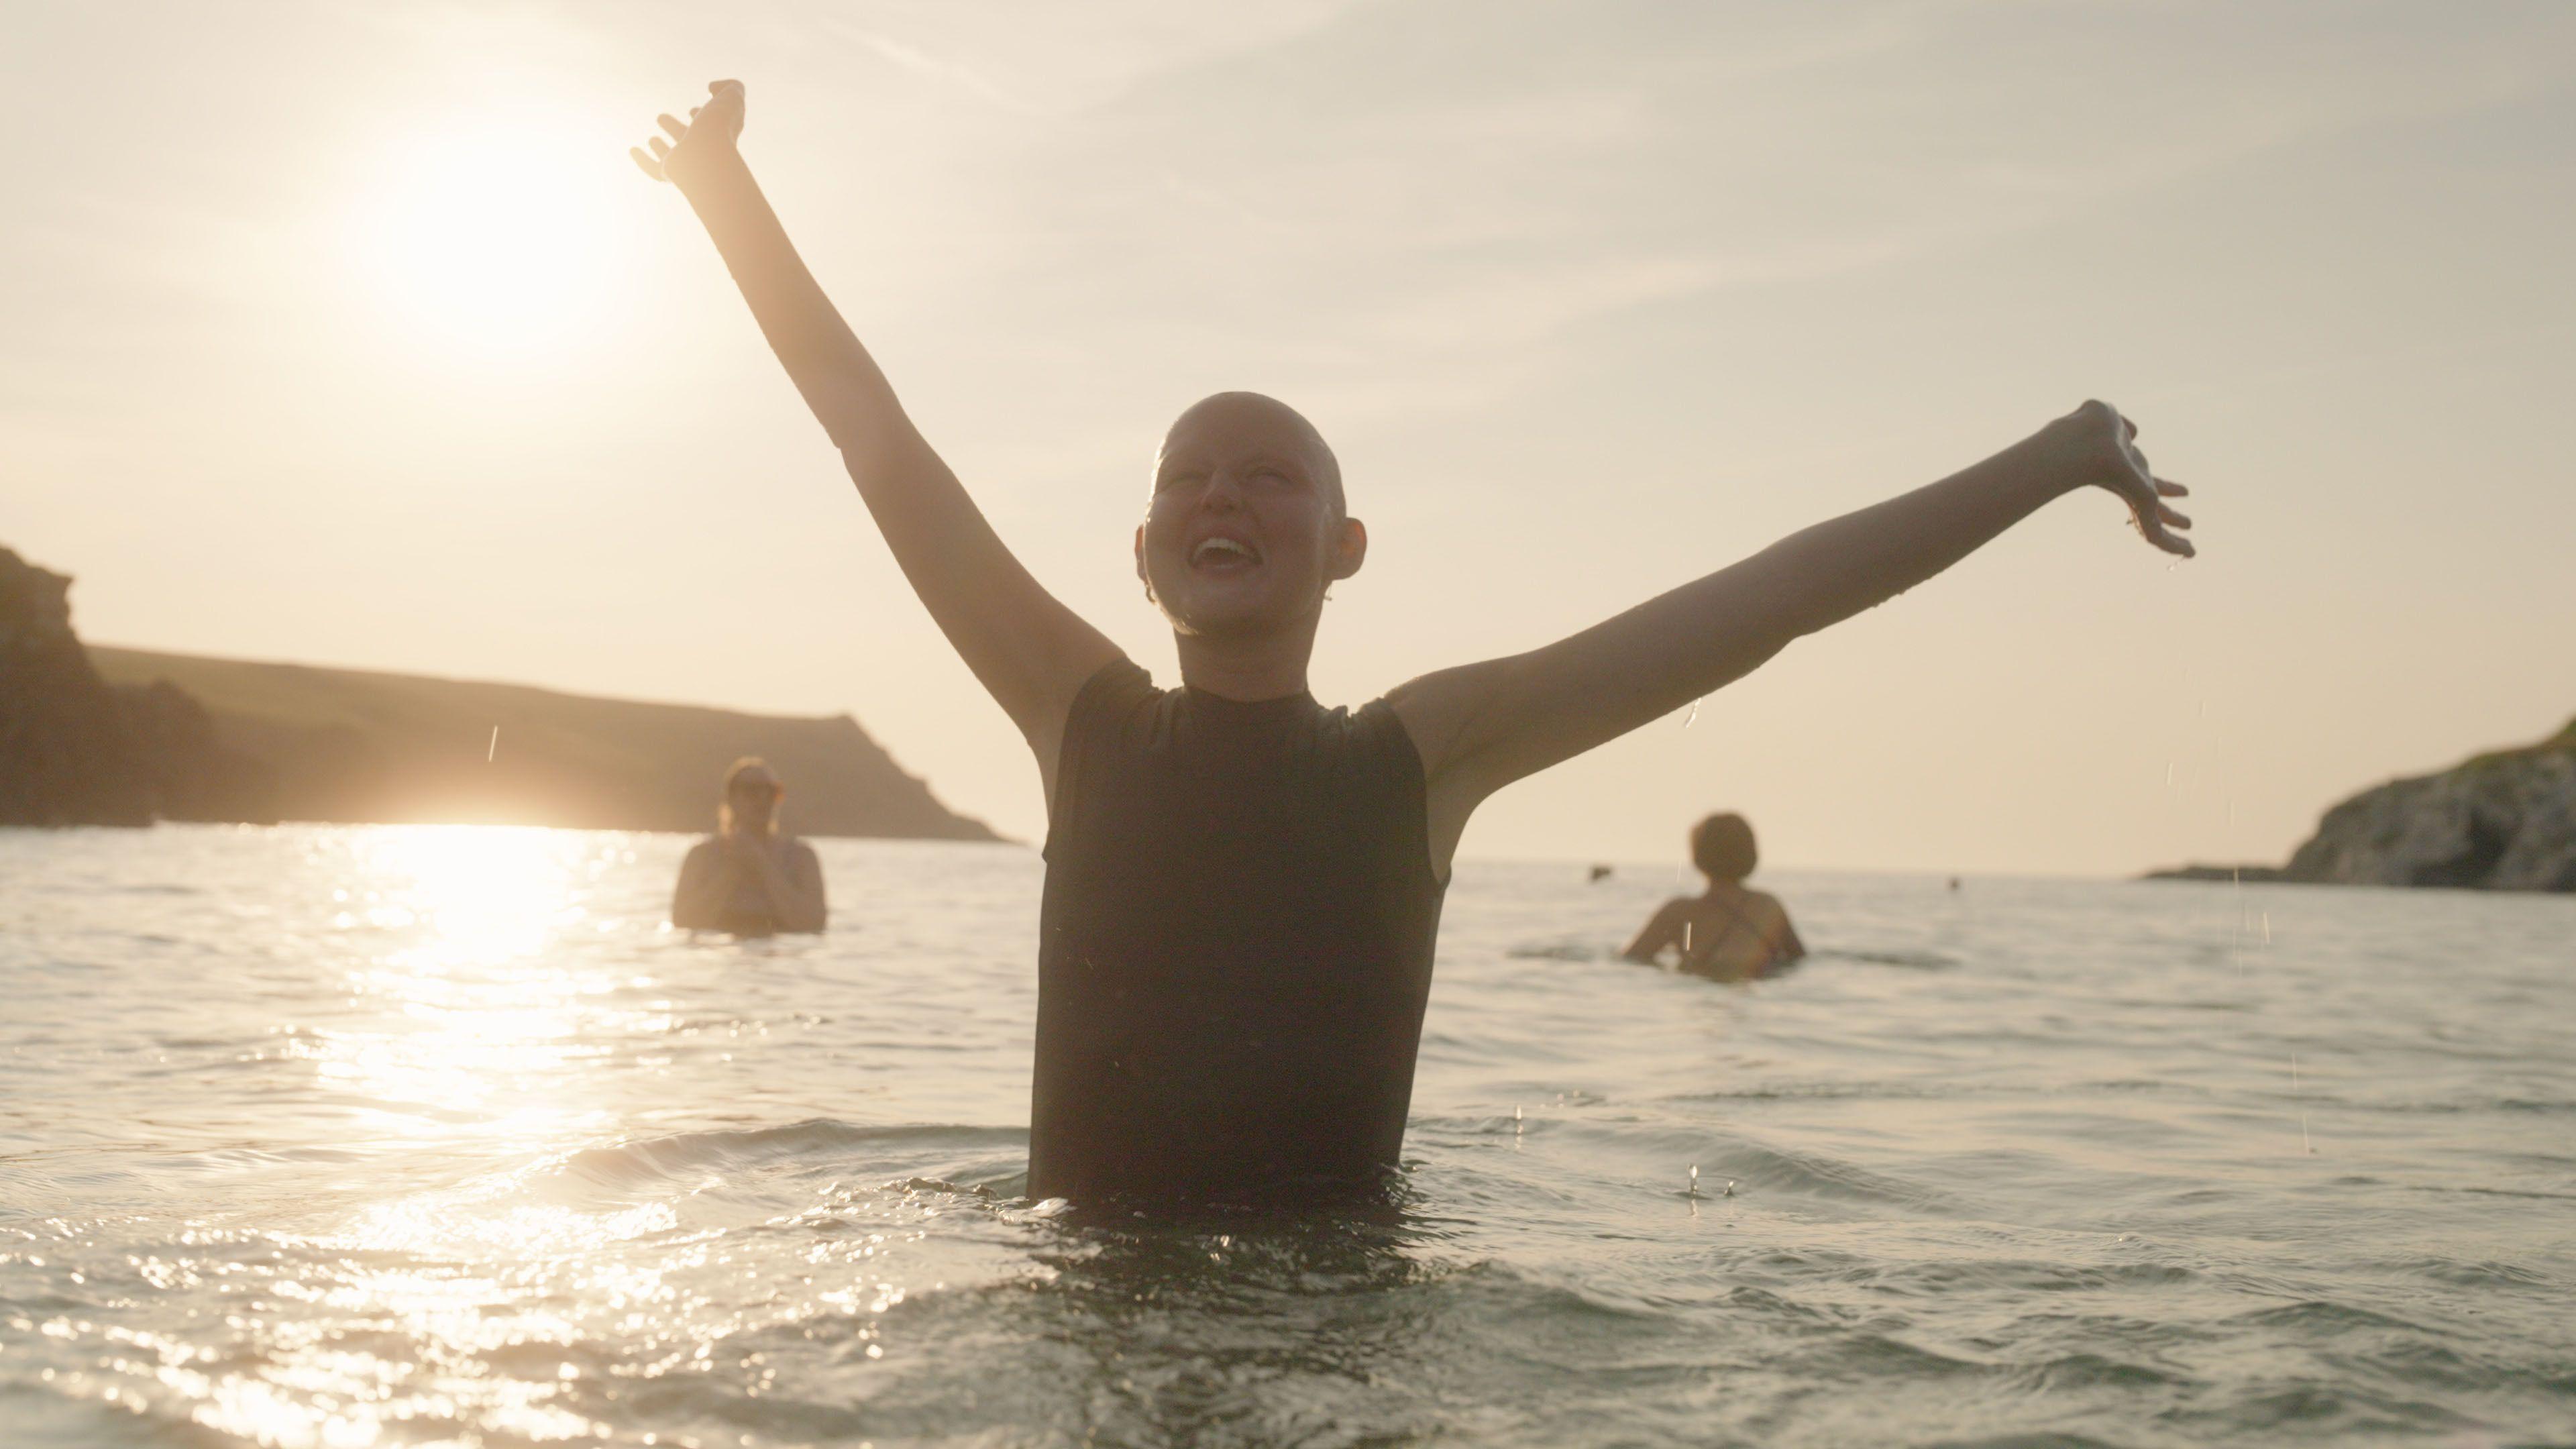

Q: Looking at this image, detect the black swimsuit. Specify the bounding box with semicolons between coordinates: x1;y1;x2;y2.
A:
1029;658;1447;1204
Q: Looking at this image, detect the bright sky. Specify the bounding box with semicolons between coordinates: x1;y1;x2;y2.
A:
7;1;2573;875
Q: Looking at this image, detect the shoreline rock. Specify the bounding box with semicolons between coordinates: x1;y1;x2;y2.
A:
2140;863;2294;883
1;547;164;826
2145;716;2576;893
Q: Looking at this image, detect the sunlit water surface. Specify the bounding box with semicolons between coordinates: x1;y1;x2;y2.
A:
3;825;2571;1448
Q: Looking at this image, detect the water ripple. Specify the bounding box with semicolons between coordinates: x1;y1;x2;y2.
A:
1;828;2571;1446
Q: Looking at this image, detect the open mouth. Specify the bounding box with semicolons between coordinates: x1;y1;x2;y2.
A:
1188;535;1263;574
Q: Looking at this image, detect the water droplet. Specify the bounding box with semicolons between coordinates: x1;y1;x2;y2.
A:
1682;697;1702;729
2292;1053;2314;1153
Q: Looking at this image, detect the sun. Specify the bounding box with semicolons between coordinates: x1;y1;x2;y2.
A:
348;101;633;356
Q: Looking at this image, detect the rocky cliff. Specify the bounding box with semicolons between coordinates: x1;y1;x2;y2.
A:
2150;718;2576;892
1;546;271;826
3;546;148;824
2279;720;2576;892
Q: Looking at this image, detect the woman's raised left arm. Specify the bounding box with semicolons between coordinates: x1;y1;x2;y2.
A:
1389;400;2192;873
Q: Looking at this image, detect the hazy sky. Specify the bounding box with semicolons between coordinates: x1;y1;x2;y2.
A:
8;0;2573;874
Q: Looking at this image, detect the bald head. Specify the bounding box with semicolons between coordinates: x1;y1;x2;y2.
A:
1157;392;1345;518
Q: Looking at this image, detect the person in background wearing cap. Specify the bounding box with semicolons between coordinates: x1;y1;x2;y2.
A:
672;756;828;935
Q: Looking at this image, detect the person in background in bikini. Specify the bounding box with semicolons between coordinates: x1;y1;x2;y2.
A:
632;80;2192;1205
672;757;828;935
1624;813;1803;981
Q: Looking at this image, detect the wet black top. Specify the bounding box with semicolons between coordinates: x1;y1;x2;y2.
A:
1030;657;1448;1205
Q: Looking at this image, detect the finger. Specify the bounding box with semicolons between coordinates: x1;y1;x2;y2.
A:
649;136;672;160
689;105;701;119
657;113;688;141
2158;503;2192;531
710;78;743;95
2143;512;2194;557
629;146;665;181
2122;411;2138;441
2154;478;2188;498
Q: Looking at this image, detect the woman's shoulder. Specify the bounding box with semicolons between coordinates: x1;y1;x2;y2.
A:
1071;654;1160;724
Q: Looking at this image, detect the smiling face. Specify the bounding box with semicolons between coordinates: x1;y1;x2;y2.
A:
1136;392;1365;641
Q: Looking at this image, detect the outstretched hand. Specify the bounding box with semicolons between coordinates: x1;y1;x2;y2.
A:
2057;399;2194;558
631;80;745;189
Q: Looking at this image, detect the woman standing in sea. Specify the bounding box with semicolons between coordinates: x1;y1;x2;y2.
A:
671;756;827;936
632;79;2192;1205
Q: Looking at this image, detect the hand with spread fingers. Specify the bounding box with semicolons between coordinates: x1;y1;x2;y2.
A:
631;79;746;191
2054;398;2194;558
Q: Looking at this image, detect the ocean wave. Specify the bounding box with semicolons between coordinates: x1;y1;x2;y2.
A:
551;1119;1029;1195
1816;949;1961;971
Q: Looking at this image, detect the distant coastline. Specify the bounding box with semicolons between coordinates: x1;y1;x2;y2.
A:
1;543;998;841
2146;715;2576;893
88;645;1004;842
2139;864;2291;884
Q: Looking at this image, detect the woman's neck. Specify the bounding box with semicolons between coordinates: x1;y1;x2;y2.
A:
1173;618;1319;702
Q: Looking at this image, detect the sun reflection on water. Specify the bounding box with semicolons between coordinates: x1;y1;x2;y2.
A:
174;826;694;1444
21;825;994;1449
306;826;654;1153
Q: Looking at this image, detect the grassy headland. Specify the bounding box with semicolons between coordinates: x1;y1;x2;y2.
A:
87;646;1000;841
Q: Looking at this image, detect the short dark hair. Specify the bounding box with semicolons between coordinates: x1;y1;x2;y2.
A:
1690;812;1758;881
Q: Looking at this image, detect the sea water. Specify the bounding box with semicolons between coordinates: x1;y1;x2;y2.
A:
2;824;2571;1447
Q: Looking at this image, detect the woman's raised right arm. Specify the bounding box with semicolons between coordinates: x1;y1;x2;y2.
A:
634;83;1118;767
671;843;726;930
